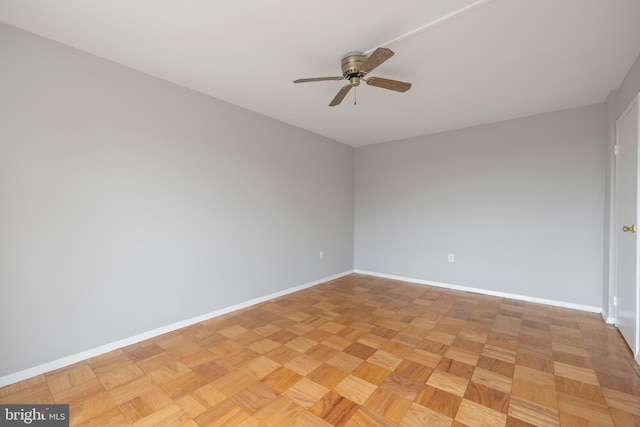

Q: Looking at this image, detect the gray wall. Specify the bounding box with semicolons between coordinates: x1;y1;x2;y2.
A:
355;104;606;307
618;53;640;115
0;23;354;376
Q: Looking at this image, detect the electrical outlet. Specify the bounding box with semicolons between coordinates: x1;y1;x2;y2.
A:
319;251;324;260
448;254;454;263
613;296;618;306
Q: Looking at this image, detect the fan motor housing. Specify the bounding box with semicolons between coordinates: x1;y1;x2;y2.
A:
341;53;366;78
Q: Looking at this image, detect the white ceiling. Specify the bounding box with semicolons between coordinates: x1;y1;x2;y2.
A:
1;0;639;147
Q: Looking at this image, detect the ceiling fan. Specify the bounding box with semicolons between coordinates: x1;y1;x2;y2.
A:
294;47;412;106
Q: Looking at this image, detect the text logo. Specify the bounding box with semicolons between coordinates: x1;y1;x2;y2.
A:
1;405;69;426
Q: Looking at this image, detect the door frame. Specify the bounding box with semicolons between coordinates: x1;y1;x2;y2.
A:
613;92;640;363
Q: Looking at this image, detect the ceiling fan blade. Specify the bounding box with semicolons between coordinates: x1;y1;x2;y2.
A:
294;76;343;83
366;77;412;92
329;84;352;106
359;47;394;73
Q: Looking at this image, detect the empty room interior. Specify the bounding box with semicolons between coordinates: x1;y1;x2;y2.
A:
2;1;640;426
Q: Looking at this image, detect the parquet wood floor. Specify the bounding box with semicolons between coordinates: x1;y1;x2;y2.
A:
2;274;640;426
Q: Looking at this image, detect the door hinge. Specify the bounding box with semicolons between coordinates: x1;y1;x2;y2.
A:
613;296;618;307
614;145;619;156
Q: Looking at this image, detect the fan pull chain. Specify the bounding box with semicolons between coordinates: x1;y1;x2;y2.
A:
354;87;357;105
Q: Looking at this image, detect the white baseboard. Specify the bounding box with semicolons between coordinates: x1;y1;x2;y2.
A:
0;270;354;388
354;270;602;314
601;311;615;325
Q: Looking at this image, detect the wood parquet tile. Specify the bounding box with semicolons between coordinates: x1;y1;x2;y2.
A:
2;273;640;426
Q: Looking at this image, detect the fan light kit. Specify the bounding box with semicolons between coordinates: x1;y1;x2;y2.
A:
294;47;412;106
